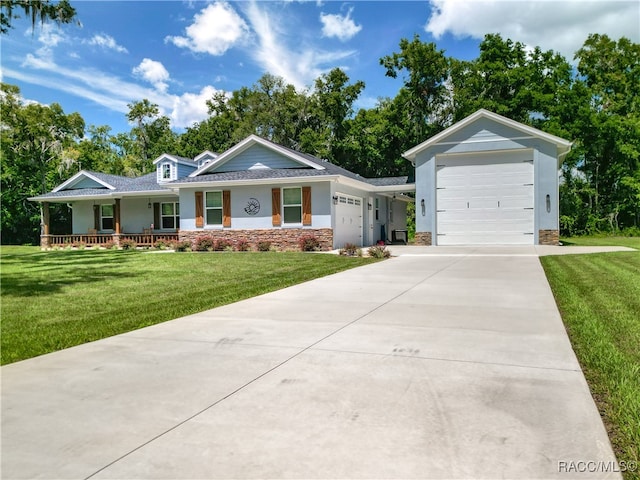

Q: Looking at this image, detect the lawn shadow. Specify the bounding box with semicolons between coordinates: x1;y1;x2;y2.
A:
1;250;140;297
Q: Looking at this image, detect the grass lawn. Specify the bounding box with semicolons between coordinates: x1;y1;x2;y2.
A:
561;235;640;249
0;246;375;365
541;252;640;478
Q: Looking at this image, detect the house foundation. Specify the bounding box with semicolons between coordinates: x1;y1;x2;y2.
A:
179;228;334;251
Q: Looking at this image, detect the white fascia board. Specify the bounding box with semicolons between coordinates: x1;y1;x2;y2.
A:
52;170;115;192
373;184;416;193
190;135;325;177
380;192;414;203
332;175;383;192
28;194;111;203
29;190;176;203
172;175;340;189
116;190;179;198
402;108;572;161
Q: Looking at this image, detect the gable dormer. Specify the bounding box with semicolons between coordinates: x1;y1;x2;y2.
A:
153;154;198;183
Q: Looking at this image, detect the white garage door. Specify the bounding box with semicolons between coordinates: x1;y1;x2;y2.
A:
436;151;534;245
334;194;363;247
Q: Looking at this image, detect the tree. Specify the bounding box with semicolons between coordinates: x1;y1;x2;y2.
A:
1;83;84;244
75;125;124;174
125;99;178;174
570;34;640;231
1;0;78;34
380;35;450;145
450;34;574;125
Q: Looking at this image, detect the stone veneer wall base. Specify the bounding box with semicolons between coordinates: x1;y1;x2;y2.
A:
180;228;334;251
538;229;559;246
414;232;432;246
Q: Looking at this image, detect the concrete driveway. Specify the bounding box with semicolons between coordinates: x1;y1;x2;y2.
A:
1;247;624;479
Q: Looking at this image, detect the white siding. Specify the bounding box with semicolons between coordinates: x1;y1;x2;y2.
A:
72;202;94;234
179;183;332;231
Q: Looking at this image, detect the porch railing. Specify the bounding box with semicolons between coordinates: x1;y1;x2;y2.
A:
45;233;179;248
120;233;180;246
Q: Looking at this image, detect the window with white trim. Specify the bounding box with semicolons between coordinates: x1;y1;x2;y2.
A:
162;163;172;180
161;202;180;229
101;204;114;230
205;191;223;226
375;198;380;221
283;187;302;224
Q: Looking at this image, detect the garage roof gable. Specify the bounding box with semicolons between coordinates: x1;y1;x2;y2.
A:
402;109;572;162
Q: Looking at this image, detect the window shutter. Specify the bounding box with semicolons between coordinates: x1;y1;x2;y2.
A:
223;190;231;227
195;191;204;228
302;186;312;226
153;203;160;229
93;205;100;230
271;188;281;226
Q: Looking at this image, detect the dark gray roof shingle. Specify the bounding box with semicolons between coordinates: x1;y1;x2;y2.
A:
30;171;168;200
366;176;411;186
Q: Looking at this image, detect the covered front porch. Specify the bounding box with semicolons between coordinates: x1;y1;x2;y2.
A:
38;196;180;248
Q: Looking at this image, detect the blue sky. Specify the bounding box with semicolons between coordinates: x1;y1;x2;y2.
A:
2;0;638;135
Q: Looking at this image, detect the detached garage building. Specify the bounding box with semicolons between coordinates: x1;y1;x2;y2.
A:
403;109;572;246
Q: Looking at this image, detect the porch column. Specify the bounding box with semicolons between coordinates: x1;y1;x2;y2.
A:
41;202;51;249
113;198;122;247
114;198;121;234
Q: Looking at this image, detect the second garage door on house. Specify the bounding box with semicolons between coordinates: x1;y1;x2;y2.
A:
436;150;534;245
334;193;363;248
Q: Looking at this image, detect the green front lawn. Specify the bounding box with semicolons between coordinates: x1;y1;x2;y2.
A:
561;235;640;249
0;246;374;365
541;252;640;478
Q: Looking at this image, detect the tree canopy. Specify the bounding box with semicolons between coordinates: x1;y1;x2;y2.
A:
0;0;78;34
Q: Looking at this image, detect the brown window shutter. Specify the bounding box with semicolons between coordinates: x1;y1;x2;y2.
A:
93;205;100;230
223;190;231;227
153;203;160;229
271;188;281;226
302;186;312;226
195;191;204;228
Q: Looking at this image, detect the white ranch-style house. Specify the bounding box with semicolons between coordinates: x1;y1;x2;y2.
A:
31;109;571;249
31;134;414;250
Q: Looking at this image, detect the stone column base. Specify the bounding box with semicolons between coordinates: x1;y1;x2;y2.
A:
40;235;51;249
539;229;559;245
414;232;432;246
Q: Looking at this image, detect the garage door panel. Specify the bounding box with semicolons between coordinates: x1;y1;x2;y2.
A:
436;152;534;245
334;193;363;248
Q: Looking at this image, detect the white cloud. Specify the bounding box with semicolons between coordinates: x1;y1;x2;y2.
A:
166;1;249;56
171;85;221;128
87;33;128;53
244;1;356;89
320;8;362;42
14;54;219;129
425;0;640;61
133;58;170;92
37;23;66;48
